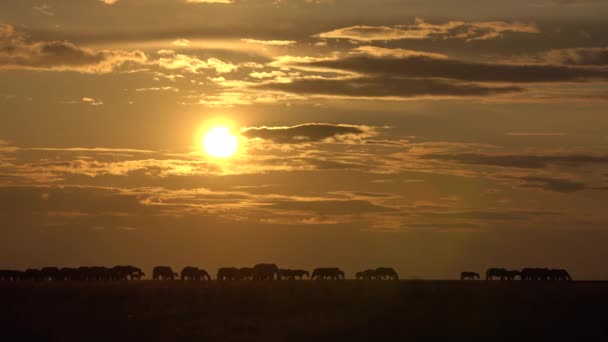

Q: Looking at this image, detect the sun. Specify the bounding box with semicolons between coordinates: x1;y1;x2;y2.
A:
202;126;238;158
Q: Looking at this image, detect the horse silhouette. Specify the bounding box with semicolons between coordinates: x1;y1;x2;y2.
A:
23;269;43;281
374;267;399;280
521;268;551;281
58;268;79;281
504;270;521;280
238;267;254;280
0;270;22;281
111;265;145;280
461;272;480;280
278;269;310;280
152;266;177;280
355;269;375;280
180;267;211;280
311;268;345;280
217;267;240;281
549;269;572;281
40;267;61;281
253;263;280;280
486;268;509;280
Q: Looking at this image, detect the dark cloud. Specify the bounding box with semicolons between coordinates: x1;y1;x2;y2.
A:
268;199;396;216
519;176;588;193
308;54;608;83
417;209;558;220
422;153;608;168
0;185;143;215
545;47;608;66
258;77;522;98
316;19;539;42
241;123;369;143
0;24;147;73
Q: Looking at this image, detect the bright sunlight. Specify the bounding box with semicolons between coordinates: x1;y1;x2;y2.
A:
202;126;238;158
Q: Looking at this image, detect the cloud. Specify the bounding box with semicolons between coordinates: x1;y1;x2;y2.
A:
241;123;373;143
267;199;395;216
518;176;588;193
308;52;608;83
505;132;566;137
544;0;601;5
81;97;103;106
156;49;237;74
351;46;448;59
33;3;54;16
0;24;147;73
545;47;608;66
257;76;523;98
241;39;296;46
186;0;234;3
422;152;608;169
171;39;191;47
135;86;179;92
316;19;539;42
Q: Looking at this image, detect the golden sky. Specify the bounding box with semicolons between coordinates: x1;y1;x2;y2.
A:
1;0;608;278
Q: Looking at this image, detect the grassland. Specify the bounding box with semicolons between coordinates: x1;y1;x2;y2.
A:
1;281;607;340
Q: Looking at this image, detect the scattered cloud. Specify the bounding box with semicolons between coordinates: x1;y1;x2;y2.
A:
518;176;588;193
545;47;608;66
316;19;539;42
241;39;296;46
422;152;608;169
308;51;608;83
81;97;104;106
0;24;147;73
156;49;237;74
186;0;234;3
258;76;523;99
135;86;179;92
171;39;191;47
33;3;54;16
505;132;566;137
241;123;374;143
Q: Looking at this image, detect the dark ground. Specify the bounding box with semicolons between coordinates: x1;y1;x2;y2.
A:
1;280;607;341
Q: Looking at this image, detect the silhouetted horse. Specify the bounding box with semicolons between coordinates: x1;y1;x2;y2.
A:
217;267;240;281
23;269;43;281
0;270;22;281
278;269;310;280
291;269;310;280
355;269;375;280
180;267;211;280
461;272;480;280
41;267;61;281
239;267;254;280
549;269;572;281
58;268;79;281
311;268;345;280
111;266;145;280
521;268;551;281
486;268;509;280
375;267;399;280
504;270;521;280
152;266;177;280
253;263;280;280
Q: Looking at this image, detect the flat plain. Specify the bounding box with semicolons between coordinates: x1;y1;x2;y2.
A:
1;280;607;341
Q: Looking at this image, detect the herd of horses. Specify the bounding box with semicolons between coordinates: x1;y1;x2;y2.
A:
461;268;572;281
0;264;355;282
0;265;572;282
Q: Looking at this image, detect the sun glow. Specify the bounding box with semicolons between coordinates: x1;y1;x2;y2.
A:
202;126;238;158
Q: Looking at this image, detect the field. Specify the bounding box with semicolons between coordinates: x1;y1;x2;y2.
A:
1;281;607;340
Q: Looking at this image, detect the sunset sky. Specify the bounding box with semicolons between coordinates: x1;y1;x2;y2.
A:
1;0;608;279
